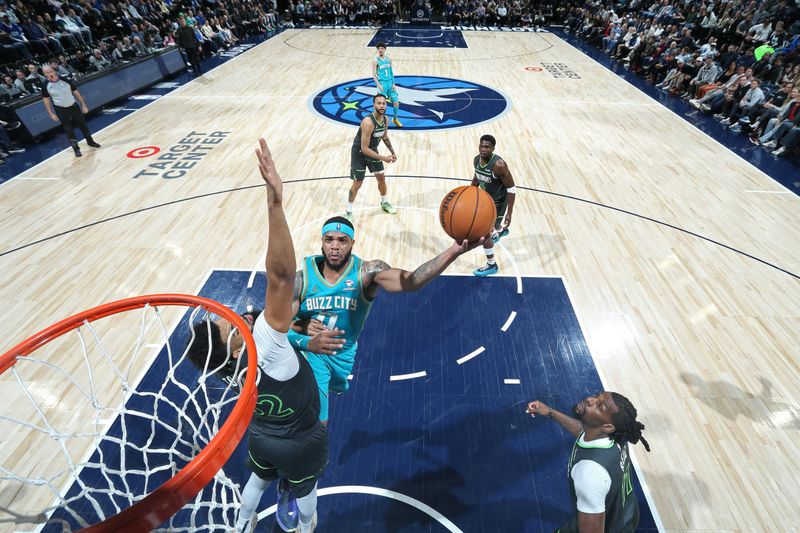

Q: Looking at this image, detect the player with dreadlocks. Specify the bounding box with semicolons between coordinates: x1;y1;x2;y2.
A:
527;392;650;532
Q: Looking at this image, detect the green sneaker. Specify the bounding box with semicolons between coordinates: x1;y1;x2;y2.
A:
381;201;397;214
343;211;353;221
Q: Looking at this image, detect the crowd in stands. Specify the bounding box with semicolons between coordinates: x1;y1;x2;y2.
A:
442;0;551;28
2;0;799;162
559;0;800;158
0;0;280;98
438;0;800;159
281;0;397;27
0;0;281;162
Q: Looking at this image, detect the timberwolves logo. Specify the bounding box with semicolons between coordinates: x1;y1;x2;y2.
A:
310;75;509;130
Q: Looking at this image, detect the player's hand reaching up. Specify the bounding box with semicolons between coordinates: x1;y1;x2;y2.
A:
526;401;551;418
256;138;283;204
450;237;485;256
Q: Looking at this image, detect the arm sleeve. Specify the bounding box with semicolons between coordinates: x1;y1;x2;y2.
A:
287;328;311;350
571;460;612;514
253;314;300;382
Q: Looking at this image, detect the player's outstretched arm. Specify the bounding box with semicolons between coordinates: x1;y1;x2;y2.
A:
366;239;483;293
526;400;584;438
256;138;295;333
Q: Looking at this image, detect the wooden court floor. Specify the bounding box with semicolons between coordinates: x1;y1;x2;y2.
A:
1;29;799;532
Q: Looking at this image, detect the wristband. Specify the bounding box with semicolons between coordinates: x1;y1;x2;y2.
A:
287;329;311;351
507;186;517;194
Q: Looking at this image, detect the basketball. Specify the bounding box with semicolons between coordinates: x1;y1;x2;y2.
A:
439;186;497;243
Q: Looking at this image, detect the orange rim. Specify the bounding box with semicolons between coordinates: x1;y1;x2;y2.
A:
0;294;258;532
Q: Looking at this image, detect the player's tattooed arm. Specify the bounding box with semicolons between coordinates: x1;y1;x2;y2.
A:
366;241;478;294
290;270;306;333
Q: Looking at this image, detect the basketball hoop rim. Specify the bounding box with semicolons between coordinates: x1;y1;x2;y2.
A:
0;294;258;533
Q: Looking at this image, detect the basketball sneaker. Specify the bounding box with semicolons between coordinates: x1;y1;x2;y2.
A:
392;117;403;128
381;201;397;214
473;263;498;277
343;211;353;222
492;227;510;244
299;511;318;533
276;479;299;532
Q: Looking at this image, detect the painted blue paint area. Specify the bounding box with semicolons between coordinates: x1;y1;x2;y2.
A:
550;28;800;195
45;270;656;531
0;32;283;185
369;27;468;48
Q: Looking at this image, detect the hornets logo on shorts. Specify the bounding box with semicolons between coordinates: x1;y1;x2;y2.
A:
309;75;509;131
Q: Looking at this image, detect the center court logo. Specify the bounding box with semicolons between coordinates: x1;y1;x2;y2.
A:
309;75;509;130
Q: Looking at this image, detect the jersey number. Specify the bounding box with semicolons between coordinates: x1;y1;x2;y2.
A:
315;312;339;330
255;394;295;418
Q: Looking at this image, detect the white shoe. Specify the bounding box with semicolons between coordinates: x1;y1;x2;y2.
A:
771;147;786;156
762;140;777;149
299;512;317;533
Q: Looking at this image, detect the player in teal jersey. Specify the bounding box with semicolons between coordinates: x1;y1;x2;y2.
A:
527;393;650;533
373;42;402;128
471;134;516;277
287;215;481;422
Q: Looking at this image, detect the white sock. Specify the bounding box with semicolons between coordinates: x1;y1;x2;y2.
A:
484;247;495;265
347;202;353;213
235;473;271;530
381;195;387;204
297;483;318;528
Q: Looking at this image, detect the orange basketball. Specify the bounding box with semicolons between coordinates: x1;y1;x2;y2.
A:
439;186;497;243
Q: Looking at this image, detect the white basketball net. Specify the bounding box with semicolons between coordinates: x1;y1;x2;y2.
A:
0;303;249;531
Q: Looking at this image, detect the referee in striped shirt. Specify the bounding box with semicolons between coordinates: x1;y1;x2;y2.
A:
41;66;101;157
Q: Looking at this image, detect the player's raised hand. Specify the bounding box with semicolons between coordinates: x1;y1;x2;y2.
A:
256;138;283;203
526;401;551;418
451;237;485;256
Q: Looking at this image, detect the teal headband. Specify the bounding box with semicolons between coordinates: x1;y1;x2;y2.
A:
321;222;354;239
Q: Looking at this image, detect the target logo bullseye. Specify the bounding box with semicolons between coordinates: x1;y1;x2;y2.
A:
127;146;161;159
